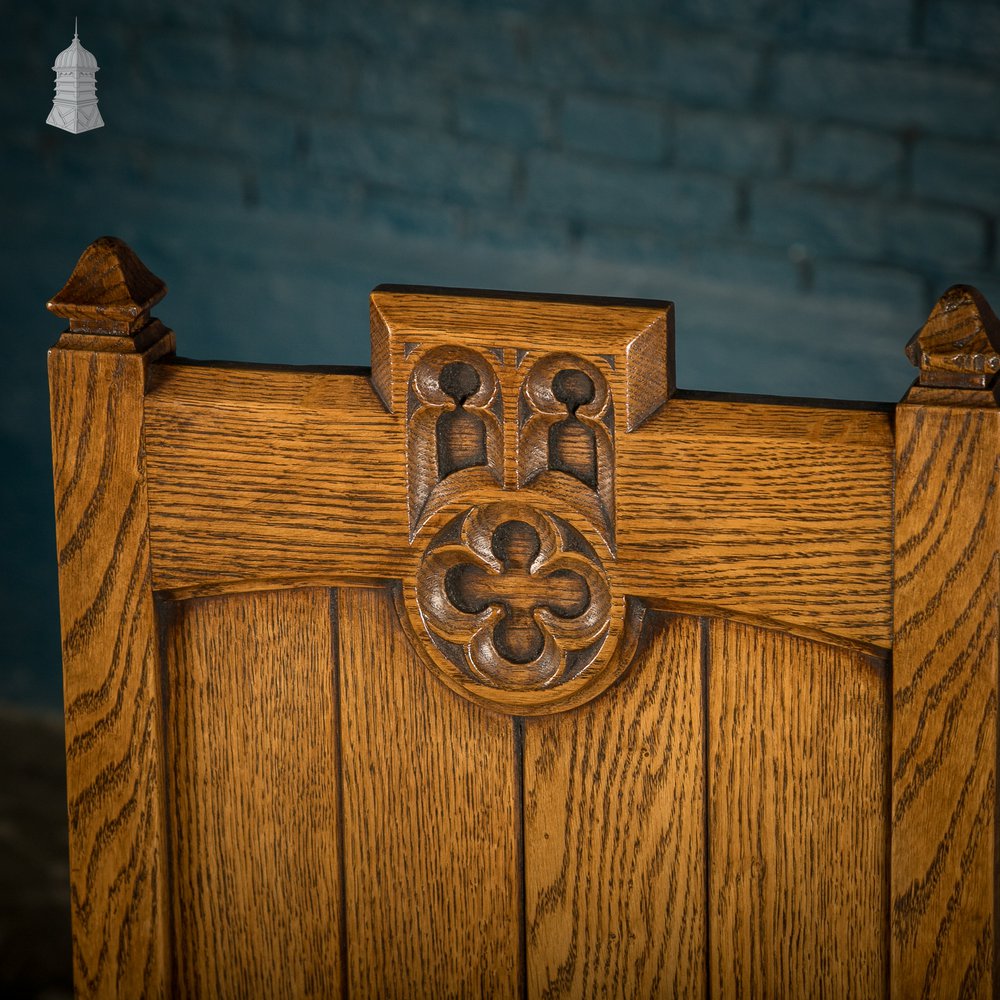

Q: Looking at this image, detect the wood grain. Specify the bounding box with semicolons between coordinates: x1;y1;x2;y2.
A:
891;398;999;999
162;587;341;997
144;362;410;584
48;346;171;997
337;586;520;995
621;394;893;648
143;363;893;648
48;242;1000;997
523;613;705;998
707;618;889;997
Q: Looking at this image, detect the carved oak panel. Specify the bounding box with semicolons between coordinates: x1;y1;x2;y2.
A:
372;290;670;713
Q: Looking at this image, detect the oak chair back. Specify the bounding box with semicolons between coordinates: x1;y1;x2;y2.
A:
47;238;999;998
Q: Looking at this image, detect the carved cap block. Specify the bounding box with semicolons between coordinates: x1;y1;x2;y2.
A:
48;235;167;335
905;284;1000;389
370;286;674;431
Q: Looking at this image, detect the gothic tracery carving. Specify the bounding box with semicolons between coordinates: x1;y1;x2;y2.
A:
406;346;502;535
519;353;615;545
415;503;612;694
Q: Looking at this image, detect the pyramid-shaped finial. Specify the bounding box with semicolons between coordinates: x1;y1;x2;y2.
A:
46;19;104;134
48;237;166;335
906;285;1000;389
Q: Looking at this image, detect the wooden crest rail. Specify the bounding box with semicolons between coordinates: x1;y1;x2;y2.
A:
47;237;999;997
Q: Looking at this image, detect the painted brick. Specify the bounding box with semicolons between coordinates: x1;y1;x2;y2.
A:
227;2;322;42
149;0;230;31
812;261;927;312
773;51;1000;141
576;226;685;265
37;121;126;171
141;28;234;90
312;123;517;202
369;9;528;80
255;170;363;219
912;140;1000;214
364;190;464;240
233;40;357;110
684;244;802;290
358;71;453;128
750;182;883;259
525;23;760;108
792;126;902;191
606;0;774;30
113;87;299;165
464;212;573;254
647;0;911;49
884;204;987;270
655;33;762;108
145;153;248;207
560;95;665;163
457;89;549;146
799;0;912;50
924;2;1000;63
525;151;738;232
675;111;783;175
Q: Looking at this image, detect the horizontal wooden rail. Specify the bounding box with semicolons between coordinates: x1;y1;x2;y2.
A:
144;359;893;648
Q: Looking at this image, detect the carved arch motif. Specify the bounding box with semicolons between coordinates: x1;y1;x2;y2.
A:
519;353;615;546
406;345;503;536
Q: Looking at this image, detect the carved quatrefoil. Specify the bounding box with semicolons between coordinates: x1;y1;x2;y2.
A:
408;502;633;713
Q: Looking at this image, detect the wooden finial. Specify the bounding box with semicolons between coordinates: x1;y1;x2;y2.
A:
48;236;166;336
905;284;1000;389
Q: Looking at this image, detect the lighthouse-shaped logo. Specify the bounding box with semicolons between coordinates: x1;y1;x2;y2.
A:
46;19;104;134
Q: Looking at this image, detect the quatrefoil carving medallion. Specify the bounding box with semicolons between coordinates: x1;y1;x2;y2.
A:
408;501;633;714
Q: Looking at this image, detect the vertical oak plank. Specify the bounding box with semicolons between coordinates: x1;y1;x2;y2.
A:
892;402;999;998
708;619;889;997
163;588;341;997
48;348;171;997
523;614;706;998
337;587;520;996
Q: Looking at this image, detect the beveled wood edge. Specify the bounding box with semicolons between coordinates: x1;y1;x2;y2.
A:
370;282;674;312
643;596;890;660
155;574;397;602
153;573;889;659
368;285;673;422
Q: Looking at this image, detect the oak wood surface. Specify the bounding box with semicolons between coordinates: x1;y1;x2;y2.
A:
48;346;172;998
523;613;706;998
161;588;341;998
337;586;521;996
707;618;889;998
891;395;999;999
48;237;1000;999
620;395;893;647
143;361;892;649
